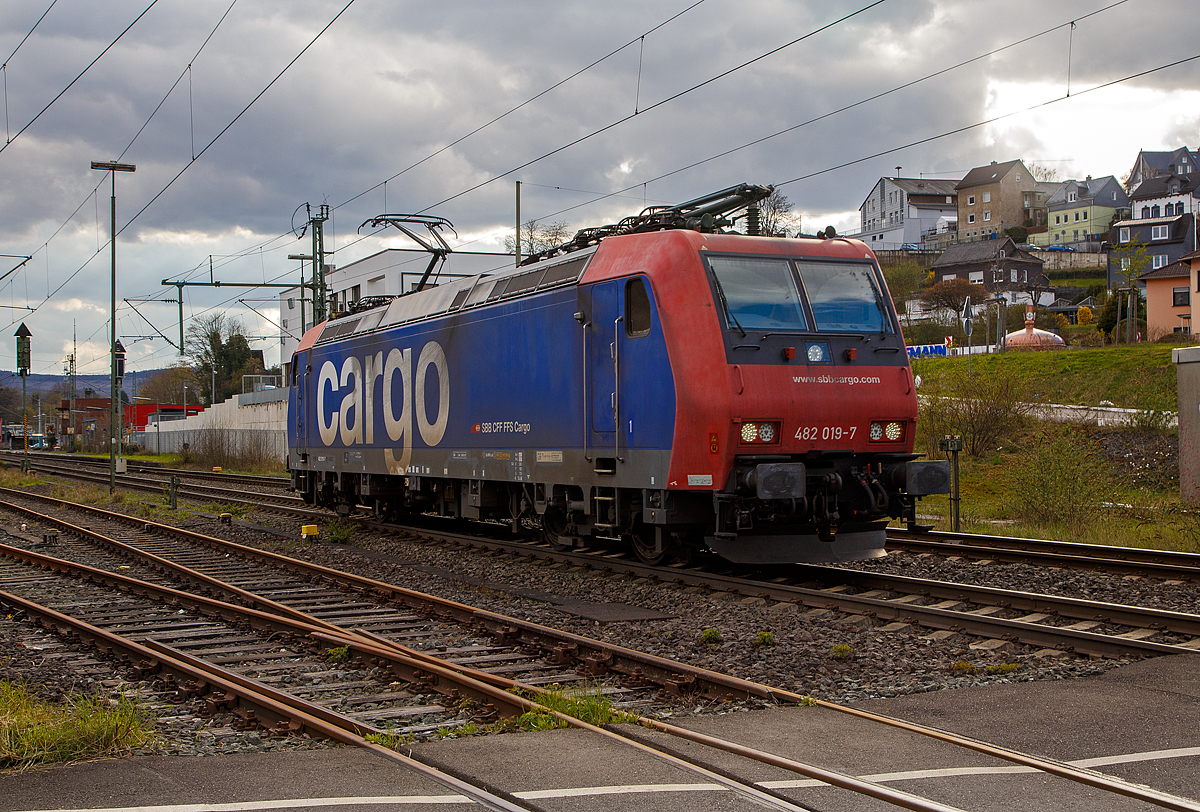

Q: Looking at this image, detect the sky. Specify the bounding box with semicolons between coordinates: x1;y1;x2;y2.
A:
0;0;1197;382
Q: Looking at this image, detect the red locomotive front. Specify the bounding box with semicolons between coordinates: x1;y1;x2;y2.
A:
584;224;948;564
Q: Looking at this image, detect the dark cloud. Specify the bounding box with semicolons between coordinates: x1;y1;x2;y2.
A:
0;0;1193;371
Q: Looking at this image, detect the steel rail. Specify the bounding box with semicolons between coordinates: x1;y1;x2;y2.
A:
0;496;339;630
805;564;1200;638
0;589;530;812
12;459;307;507
0;509;833;812
6;450;290;487
328;631;968;812
0;487;779;701
329;629;1200;812
887;528;1200;577
9;481;1195;660
379;524;1200;660
0;539;530;719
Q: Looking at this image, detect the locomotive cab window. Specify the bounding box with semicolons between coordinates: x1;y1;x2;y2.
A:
625;277;652;337
796;261;891;334
707;256;808;331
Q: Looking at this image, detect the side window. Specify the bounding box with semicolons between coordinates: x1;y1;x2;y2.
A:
626;277;652;337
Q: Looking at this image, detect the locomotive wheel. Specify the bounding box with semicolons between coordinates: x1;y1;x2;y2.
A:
629;521;671;566
541;506;572;550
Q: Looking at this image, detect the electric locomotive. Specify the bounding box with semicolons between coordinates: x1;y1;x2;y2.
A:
288;184;949;564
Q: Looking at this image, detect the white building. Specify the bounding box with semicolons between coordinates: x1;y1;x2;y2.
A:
279;248;512;374
857;177;958;248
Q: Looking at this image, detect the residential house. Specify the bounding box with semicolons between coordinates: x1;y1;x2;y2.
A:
1125;146;1199;194
279;248;512;375
1139;259;1193;340
857;177;958;247
1107;170;1199;288
929;236;1048;293
955;160;1047;242
1038;175;1128;248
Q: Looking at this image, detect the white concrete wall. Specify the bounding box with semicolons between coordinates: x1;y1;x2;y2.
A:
132;389;288;460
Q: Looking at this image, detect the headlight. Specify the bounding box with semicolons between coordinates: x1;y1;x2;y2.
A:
869;420;905;442
739;421;781;444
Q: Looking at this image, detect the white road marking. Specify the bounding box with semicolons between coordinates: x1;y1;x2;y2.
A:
17;798;472;812
759;746;1200;789
17;748;1200;812
514;783;725;799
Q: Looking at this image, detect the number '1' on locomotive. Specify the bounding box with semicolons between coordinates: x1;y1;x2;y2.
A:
288;184;950;564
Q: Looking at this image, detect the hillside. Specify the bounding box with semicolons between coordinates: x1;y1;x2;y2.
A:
0;370;173;399
910;344;1183;412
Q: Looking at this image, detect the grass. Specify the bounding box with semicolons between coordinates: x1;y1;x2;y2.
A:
911;343;1182;411
910;418;1199;552
501;682;635;732
0;681;154;769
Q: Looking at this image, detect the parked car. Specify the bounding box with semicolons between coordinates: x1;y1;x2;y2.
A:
900;243;921;251
1046;245;1077;252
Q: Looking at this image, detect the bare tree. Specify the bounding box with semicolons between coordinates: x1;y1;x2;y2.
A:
1026;162;1060;182
185;313;264;405
504;219;573;255
137;365;199;405
757;189;801;236
919;278;987;323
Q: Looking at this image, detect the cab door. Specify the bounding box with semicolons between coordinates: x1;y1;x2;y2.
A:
587;277;655;467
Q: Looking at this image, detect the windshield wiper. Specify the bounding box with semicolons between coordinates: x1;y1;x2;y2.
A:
711;274;746;337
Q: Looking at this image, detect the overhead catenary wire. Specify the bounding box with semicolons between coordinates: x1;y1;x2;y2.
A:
458;1;1136;229
2;0;58;143
333;0;710;212
0;1;159;157
7;0;357;343
413;0;890;214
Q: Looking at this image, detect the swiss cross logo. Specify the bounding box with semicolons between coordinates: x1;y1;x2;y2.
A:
471;423;482;433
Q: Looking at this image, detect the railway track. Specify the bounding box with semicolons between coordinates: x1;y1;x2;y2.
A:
10;454;314;515
3;491;1197;811
6;456;1200;659
15;451;1200;585
886;527;1200;579
7;450;289;489
361;518;1200;661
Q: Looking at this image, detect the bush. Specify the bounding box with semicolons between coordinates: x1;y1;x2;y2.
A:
1009;426;1106;529
917;365;1030;457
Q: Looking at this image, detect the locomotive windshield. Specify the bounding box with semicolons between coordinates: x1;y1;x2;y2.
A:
796;261;890;333
707;256;809;331
706;255;892;334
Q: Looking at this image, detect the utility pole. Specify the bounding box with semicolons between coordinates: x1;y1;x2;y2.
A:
307;204;330;324
515;180;522;267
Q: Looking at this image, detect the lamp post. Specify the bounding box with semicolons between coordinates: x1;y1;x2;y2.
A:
91;160;135;494
14;323;31;472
